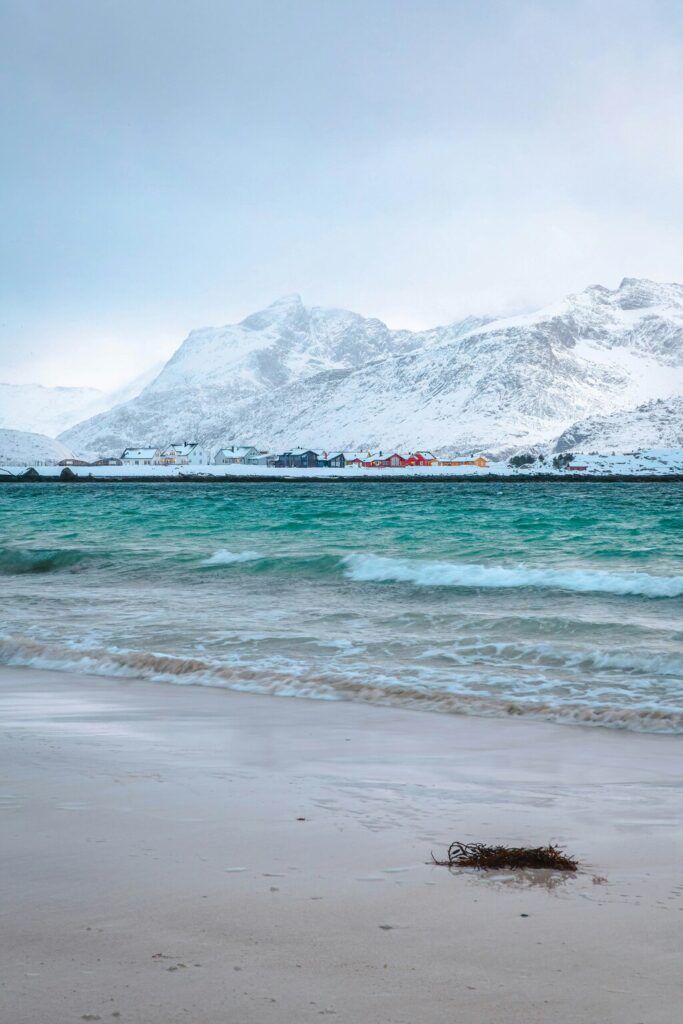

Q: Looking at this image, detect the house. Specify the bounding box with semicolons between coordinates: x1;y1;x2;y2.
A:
359;451;384;467
438;456;488;468
245;454;278;466
245;452;277;466
120;447;161;465
275;448;319;468
214;445;260;465
57;458;90;467
160;441;212;465
316;451;346;468
406;451;437;466
92;458;123;466
343;452;369;468
362;451;409;468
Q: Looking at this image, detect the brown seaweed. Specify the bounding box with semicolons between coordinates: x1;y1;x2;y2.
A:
431;841;578;871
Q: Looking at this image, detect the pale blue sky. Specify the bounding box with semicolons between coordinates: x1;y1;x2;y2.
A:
2;0;683;387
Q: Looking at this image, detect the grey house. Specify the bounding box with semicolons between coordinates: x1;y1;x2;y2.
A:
316;451;346;468
275;448;319;468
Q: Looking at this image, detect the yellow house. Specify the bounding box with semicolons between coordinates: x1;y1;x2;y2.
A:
438;456;488;468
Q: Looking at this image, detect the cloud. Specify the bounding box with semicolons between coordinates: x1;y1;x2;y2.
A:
1;0;682;386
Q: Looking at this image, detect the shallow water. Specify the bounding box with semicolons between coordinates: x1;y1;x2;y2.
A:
1;481;682;731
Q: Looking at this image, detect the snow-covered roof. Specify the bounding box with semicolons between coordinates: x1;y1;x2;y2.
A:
216;446;257;458
164;442;199;456
121;447;158;459
284;447;317;456
364;451;405;461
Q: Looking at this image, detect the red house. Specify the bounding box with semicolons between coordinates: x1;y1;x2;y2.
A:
362;452;410;468
405;451;437;466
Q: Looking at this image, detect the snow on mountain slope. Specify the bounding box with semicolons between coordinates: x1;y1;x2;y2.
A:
0;429;74;466
0;363;162;437
143;293;467;397
553;394;683;453
60;279;683;457
108;362;166;406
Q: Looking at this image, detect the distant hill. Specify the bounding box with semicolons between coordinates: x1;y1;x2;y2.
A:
0;428;74;466
0;363;162;438
0;382;107;437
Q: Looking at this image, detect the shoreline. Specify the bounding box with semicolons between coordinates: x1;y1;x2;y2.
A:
2;664;682;1023
2;471;683;483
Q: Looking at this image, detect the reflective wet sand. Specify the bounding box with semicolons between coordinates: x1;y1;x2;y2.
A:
2;666;682;1024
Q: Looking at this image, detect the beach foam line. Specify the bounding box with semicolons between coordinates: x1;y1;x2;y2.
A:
1;635;682;734
342;553;683;598
420;640;683;679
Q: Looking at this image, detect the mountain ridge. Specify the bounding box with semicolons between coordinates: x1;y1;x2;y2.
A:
53;278;683;457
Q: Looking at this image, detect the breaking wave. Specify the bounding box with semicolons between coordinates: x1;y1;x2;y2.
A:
201;549;263;566
1;636;682;734
342;553;683;598
0;547;92;575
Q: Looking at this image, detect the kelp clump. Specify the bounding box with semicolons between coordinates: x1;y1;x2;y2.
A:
432;841;578;871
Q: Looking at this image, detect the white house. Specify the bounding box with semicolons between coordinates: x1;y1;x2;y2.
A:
160;441;212;465
244;452;276;466
120;447;161;465
214;445;260;465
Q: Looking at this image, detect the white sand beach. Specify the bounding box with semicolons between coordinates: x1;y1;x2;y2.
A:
1;666;681;1024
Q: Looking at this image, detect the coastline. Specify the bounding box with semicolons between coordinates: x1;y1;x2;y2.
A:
2;471;683;483
2;665;682;1024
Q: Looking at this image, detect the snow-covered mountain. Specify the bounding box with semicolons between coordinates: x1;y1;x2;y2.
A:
0;428;74;466
59;280;683;457
0;363;162;437
554;394;683;453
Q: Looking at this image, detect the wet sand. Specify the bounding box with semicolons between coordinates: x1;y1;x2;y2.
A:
1;666;681;1023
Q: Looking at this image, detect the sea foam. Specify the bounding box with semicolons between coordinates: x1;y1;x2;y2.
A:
342;553;683;598
1;635;682;734
201;549;263;566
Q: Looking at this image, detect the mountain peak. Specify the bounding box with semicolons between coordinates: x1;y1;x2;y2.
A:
240;293;307;331
259;293;305;319
613;277;683;311
268;293;304;309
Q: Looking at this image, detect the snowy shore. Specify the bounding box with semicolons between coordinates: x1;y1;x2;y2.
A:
1;446;683;481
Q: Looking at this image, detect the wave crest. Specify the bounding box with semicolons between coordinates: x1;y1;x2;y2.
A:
342;553;683;598
201;549;262;566
0;547;90;575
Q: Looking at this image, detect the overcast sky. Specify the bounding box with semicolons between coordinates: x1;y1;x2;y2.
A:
2;0;683;388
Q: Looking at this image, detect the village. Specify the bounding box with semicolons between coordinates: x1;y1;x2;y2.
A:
57;442;490;470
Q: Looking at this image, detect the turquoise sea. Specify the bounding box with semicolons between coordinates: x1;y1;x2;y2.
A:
1;482;682;731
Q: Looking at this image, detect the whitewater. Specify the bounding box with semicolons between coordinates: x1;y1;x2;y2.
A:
0;481;681;732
